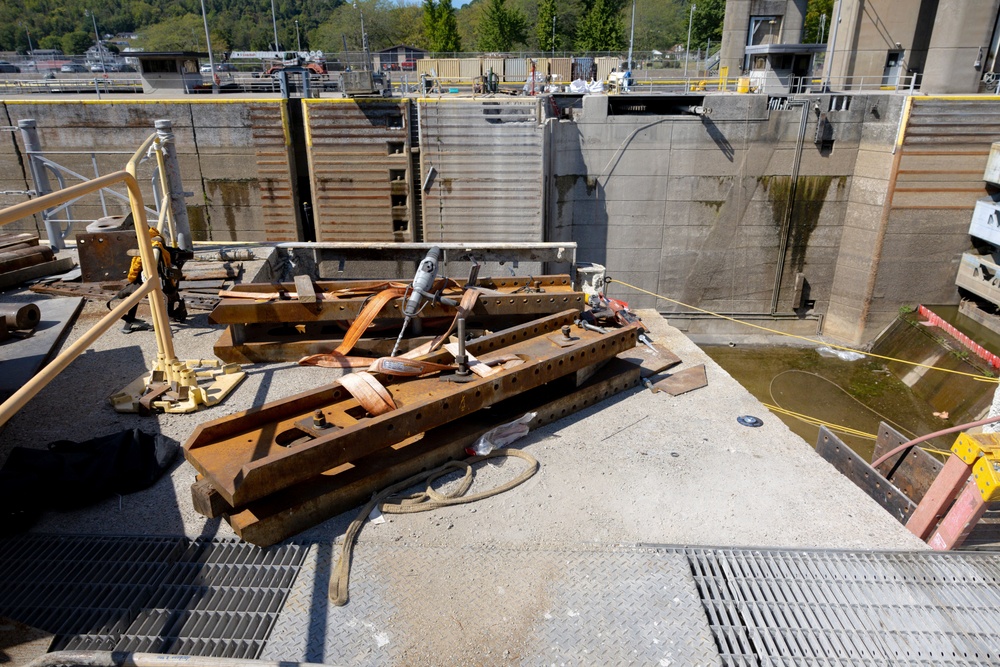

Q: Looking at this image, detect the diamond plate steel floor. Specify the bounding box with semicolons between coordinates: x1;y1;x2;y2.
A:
5;537;1000;665
261;544;721;666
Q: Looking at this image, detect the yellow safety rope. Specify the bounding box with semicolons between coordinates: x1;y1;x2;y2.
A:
607;278;1000;384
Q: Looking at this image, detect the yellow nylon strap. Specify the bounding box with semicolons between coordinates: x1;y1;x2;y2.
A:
338;371;396;415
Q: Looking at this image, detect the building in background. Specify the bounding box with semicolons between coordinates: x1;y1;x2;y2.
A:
721;0;1000;94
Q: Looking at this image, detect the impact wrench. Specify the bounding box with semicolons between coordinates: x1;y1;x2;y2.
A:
390;246;457;357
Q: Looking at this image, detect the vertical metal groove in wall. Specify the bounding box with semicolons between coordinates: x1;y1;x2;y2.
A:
409;100;424;242
689;547;1000;666
417;99;544;243
0;535;307;659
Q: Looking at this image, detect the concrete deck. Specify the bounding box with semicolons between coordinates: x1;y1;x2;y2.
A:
0;260;934;662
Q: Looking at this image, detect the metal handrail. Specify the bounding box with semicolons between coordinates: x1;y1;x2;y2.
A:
0;132;180;427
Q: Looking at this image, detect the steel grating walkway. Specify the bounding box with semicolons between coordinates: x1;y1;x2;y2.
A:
0;535;307;658
2;537;1000;665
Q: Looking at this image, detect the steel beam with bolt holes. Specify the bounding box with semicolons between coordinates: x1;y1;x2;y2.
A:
184;311;639;506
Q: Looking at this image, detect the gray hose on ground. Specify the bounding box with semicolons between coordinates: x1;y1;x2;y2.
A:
329;448;539;606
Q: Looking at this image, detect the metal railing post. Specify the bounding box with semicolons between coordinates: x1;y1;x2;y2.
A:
154;119;193;250
17;119;63;249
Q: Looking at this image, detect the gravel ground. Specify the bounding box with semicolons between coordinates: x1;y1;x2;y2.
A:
0;272;927;552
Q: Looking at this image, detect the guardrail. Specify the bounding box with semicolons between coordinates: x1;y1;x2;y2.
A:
0;131;181;427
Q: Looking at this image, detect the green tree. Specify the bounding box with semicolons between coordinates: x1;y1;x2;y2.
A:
803;0;834;43
436;0;461;52
575;0;625;52
61;30;93;55
38;35;63;51
537;0;557;53
689;0;724;53
135;14;229;52
476;0;526;52
422;0;439;49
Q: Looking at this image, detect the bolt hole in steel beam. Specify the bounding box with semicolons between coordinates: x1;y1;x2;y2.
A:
184;314;639;506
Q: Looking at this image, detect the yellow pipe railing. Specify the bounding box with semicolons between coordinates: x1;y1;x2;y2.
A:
0;132;182;427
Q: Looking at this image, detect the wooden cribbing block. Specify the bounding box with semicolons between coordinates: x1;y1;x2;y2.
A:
927;481;989;551
293;275;317;303
906;454;974;540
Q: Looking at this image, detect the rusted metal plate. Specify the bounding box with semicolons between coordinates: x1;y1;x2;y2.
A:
76;230;135;282
872;421;944;505
208;275;582;325
650;364;707;396
815;426;916;525
199;359;642;546
185;311;638;506
618;343;682;378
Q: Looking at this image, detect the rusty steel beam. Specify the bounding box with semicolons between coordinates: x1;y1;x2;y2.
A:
184;311;638;506
208;275;583;325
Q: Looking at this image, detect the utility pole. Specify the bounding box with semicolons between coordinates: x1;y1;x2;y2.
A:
199;0;218;94
270;0;280;53
552;15;556;59
295;20;302;53
685;3;696;79
819;14;827;44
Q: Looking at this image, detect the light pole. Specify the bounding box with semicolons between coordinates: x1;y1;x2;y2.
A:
85;10;104;99
295;20;302;53
551;15;555;59
684;3;696;79
627;0;636;71
199;0;218;94
819;14;827;44
270;0;280;53
22;23;34;59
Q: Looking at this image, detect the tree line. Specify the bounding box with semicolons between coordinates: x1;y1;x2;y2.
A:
0;0;837;62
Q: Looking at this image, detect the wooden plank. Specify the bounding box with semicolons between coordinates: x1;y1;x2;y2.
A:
905;454;973;540
0;233;39;251
872;421;943;504
815;426;917;525
928;482;989;551
216;359;642;546
0;297;85;402
294;275;317;303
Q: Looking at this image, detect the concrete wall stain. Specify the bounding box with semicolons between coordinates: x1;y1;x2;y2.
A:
761;174;838;274
206;179;253;240
186;205;207;241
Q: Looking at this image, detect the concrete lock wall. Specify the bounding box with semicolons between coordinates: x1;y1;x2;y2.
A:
548;94;879;338
0;99;298;243
4;93;999;346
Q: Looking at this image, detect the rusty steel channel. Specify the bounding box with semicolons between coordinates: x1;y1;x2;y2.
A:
208;275;583;324
184;312;639;506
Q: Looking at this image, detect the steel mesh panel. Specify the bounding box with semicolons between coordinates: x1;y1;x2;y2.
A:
0;536;306;659
689;548;1000;666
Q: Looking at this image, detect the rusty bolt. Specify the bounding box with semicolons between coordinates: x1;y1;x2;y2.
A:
561;325;571;338
313;410;328;428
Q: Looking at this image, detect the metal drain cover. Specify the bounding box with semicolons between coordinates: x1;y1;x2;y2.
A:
737;415;763;427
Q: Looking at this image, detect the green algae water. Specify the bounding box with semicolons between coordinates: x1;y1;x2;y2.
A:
703;311;996;462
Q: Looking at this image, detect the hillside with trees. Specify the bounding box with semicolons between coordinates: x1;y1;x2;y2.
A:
1;0;825;59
